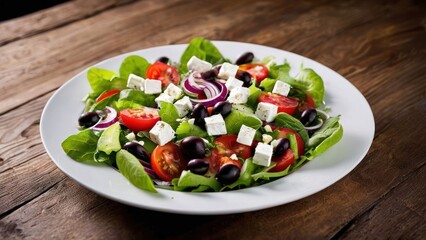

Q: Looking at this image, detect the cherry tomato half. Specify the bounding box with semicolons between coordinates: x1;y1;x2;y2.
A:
151;142;185;181
238;64;268;84
275;127;305;157
96;90;120;103
119;108;160;132
207;135;251;173
146;62;180;87
269;149;295;172
258;92;299;115
296;92;316;115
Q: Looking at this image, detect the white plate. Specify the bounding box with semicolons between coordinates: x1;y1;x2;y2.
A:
40;41;375;215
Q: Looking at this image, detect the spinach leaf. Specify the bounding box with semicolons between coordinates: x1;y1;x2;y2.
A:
116;150;157;193
159;102;180;130
97;122;122;155
118;89;156;108
273;113;309;145
61;129;99;163
175;121;208;140
176;170;222;192
87;68;126;96
308;116;343;157
119;55;150;79
259;78;277;92
94;151;116;166
224;109;262;135
179;37;227;74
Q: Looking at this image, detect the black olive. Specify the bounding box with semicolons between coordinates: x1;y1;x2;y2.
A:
187;158;209;175
300;109;317;126
217;164;241;184
78;111;100;128
123;142;150;167
180;136;207;159
235;52;254;65
212;101;232;118
156;56;169;64
201;69;219;82
190;103;209;129
273;138;290;157
236;71;252;87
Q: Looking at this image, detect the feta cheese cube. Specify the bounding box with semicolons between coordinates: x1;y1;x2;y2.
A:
262;134;273;144
272;81;291;96
204;114;227;136
255;102;278;122
236;125;256;146
144;79;162;94
164;83;183;99
174;96;193;117
155;93;175;106
149;121;175;146
217;62;239;79
187;56;212;73
264;125;273;133
225;76;244;91
228;86;249;104
270;139;279;148
230;154;238;160
127;74;145;90
125;132;136;141
253;143;273;167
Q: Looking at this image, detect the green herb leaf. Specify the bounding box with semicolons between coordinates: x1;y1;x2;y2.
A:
175;121;208;140
119;55;150;79
159;102;180;130
61;129;99;163
116;150;157;193
224;109;262;135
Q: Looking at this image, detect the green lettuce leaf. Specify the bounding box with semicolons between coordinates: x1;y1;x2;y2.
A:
176;170;222;192
225;109;262;135
259;78;277;92
179;37;227;74
247;82;261;109
295;68;325;107
118;89;156;108
175;121;208;140
116;150;157;193
159;102;180;130
273;113;309;145
61;129;99;163
119;55;150;79
87;68;126;96
308;116;343;157
221;159;256;191
97;122;122;155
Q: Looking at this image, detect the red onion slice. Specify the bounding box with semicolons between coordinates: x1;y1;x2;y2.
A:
91;106;118;131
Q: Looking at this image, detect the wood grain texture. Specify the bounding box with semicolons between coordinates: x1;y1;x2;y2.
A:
0;0;425;239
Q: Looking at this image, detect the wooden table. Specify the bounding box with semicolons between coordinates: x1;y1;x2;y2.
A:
1;0;425;239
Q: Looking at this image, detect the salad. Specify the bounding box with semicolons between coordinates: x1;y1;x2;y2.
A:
61;37;343;193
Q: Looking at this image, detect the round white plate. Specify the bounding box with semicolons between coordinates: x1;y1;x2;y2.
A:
40;41;375;215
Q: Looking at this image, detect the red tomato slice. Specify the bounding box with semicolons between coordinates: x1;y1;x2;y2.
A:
146;62;180;87
269;149;295;172
258;92;299;115
119;108;160;132
96;90;120;103
151;143;185;181
207;135;251;173
296;92;316;115
239;64;268;84
275;127;305;157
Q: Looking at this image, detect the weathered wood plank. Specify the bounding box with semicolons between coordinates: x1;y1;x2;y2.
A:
0;0;135;46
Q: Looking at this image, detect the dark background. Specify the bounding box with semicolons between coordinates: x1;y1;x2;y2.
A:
0;0;69;22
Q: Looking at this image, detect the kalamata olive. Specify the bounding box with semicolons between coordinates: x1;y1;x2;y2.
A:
273;138;290;157
235;52;254;65
217;164;241;184
212;101;232;118
201;69;218;82
187;158;209;175
236;71;252;87
123;142;150;166
300;109;317;126
190;103;209;129
180;136;207;159
78;111;100;128
157;56;169;64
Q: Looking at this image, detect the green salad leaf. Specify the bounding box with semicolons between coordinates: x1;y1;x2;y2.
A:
251;165;291;181
176;170;222;192
116;150;157;193
159;102;180;130
175;120;208;139
221;159;256;191
87;68;127;96
119;55;150;79
273;113;309;145
308;116;343;156
179;37;227;74
247;82;261;109
61;129;99;163
97;122;122;155
118;89;156;108
295;68;325;107
225;108;262;135
259;78;276;92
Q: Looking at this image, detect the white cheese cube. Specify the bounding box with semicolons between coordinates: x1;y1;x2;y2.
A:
127;74;145;90
164;83;183;99
253;143;273;167
228;86;249;104
236;125;256;146
155;93;175;106
225;76;244;91
125;132;136;141
262;134;273;144
217;62;239;79
230;154;238;160
204;114;227;136
144;79;162;94
174;96;193;117
272;81;291;96
264;125;273;133
270;139;279;148
255;102;278;122
187;56;212;73
149;121;175;146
